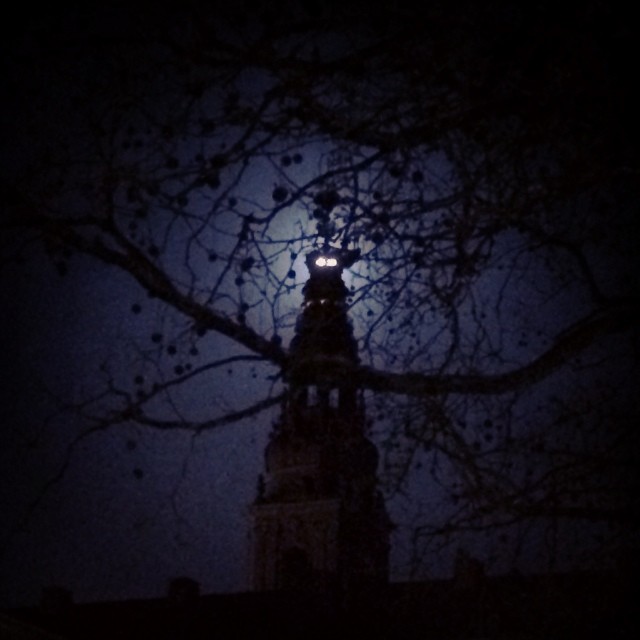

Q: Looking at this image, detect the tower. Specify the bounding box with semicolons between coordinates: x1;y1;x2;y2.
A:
250;247;390;595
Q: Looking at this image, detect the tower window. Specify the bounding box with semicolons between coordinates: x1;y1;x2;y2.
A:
315;256;338;267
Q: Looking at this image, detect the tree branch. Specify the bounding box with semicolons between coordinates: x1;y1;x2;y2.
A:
126;393;283;432
358;301;638;396
8;211;288;366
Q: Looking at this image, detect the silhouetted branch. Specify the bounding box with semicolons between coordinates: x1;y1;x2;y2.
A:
358;301;638;396
122;393;283;432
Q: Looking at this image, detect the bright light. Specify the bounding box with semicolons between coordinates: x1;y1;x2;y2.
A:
315;256;338;267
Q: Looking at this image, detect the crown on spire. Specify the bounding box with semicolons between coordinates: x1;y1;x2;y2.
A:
288;247;360;376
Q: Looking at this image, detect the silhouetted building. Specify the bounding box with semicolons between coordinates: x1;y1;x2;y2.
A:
249;247;391;596
5;568;635;639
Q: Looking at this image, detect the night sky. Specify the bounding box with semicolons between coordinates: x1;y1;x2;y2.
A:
1;2;638;610
0;4;268;607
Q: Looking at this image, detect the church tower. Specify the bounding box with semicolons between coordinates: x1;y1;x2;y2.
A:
250;247;390;594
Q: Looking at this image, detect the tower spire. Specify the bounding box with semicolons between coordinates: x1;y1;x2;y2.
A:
249;247;390;595
288;246;360;385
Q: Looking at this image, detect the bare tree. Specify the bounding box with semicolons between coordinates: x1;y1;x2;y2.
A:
2;2;638;580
